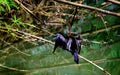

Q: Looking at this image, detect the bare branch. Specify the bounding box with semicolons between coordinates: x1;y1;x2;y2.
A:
54;0;120;17
108;0;120;5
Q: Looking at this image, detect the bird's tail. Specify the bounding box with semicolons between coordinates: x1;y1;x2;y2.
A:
73;51;79;64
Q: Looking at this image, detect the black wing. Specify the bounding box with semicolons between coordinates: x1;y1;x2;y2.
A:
53;34;67;53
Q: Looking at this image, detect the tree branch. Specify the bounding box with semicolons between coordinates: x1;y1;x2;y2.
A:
54;0;120;17
108;0;120;5
81;25;120;36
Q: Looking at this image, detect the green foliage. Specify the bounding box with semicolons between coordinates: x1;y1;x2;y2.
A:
4;22;15;36
0;0;18;11
0;5;5;12
12;15;25;28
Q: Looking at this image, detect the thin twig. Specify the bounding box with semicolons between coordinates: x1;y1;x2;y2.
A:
99;15;108;32
81;25;120;36
0;26;54;44
82;39;108;44
78;55;111;75
0;39;31;56
0;64;28;72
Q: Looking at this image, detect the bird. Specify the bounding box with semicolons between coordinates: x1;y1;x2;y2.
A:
53;33;81;64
